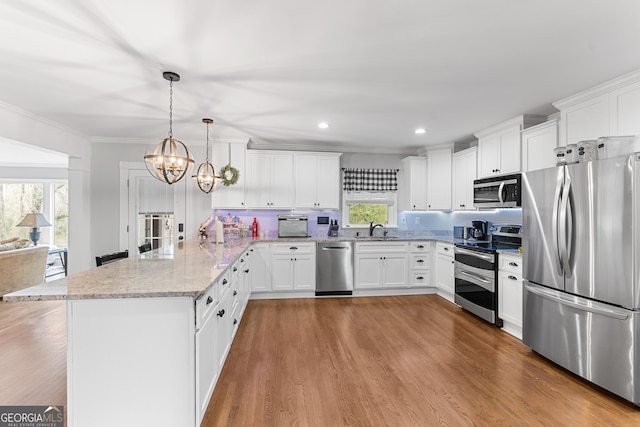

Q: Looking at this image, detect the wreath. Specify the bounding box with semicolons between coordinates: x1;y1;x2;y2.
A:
219;164;240;186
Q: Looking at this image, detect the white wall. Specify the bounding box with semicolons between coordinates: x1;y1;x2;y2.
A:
0;100;91;274
91;142;212;262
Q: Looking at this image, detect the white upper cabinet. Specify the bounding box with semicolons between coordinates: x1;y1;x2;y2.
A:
521;119;559;172
475;115;546;178
400;156;427;211
294;153;341;210
211;142;247;209
452;147;477;210
245;151;294;208
553;69;640;146
426;148;452;210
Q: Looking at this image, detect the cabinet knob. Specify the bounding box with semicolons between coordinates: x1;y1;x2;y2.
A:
233;319;238;325
509;262;519;267
244;269;250;273
508;275;518;281
222;279;228;285
417;276;424;280
417;259;424;263
233;267;237;272
233;290;237;296
206;296;213;305
241;258;245;263
417;245;424;249
444;247;449;251
217;309;225;317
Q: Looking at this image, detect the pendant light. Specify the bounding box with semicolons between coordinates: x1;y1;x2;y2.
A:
144;71;194;185
194;118;217;193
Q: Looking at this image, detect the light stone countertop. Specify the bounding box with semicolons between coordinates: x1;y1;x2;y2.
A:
4;234;520;302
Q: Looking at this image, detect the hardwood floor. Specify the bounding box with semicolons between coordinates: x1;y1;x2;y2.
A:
1;296;639;426
203;296;639;426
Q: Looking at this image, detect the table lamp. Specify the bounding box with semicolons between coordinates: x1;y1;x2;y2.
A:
16;213;52;246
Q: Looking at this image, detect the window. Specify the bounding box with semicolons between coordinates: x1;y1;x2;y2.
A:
0;181;68;246
342;191;398;228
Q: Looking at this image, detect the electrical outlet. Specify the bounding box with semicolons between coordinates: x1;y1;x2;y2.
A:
414;217;420;225
401;216;406;224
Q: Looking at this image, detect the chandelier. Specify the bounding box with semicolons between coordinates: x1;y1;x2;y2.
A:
194;118;217;193
144;71;194;185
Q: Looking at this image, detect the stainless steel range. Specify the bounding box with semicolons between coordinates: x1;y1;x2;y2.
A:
454;224;522;325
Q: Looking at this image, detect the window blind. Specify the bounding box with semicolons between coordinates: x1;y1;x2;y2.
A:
342;168;399;191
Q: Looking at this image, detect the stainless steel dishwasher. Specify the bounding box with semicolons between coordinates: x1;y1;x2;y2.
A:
316;241;353;296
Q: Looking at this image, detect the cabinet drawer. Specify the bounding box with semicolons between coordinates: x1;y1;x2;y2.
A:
410;271;431;287
436;242;454;257
196;279;222;330
409;254;430;269
409;241;431;253
355;241;408;253
499;254;522;274
270;242;316;255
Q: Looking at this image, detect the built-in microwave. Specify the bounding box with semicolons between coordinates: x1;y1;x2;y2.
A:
473;173;521;208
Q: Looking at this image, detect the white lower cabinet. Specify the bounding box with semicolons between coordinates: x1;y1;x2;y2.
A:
354;242;408;289
498;253;523;339
195;298;217;425
435;242;455;302
408;241;432;287
270;242;316;291
250;243;271;292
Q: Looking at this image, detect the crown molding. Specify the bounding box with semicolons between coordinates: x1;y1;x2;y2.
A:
553;67;640;110
247;139;419;155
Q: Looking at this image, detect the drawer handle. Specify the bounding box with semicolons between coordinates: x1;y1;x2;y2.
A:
417;276;424;280
417;245;424;249
508;275;519;281
217;309;225;317
233;290;237;296
417;259;424;263
244;269;250;273
444;247;450;251
509;262;519;267
290;246;298;250
233;267;238;272
206;296;213;305
233;319;238;325
222;279;228;285
241;259;245;263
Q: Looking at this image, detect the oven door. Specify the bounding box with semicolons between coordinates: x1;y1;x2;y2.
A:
454;246;497;324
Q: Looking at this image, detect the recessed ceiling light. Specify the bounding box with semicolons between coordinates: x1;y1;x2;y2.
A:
318;122;330;129
414;128;426;135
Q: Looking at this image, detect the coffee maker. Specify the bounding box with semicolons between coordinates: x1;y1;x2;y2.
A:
471;220;489;241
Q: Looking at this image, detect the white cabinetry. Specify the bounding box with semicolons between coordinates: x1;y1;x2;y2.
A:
498;253;523;340
354;242;408;289
250;243;271;292
554;70;640;146
294;153;341;209
270;242;316;291
452;147;477;210
245;151;294;208
408;241;432;287
521;119;559;172
400;156;427;211
475;115;546;178
435;242;455;302
427;148;452;210
211;142;247;209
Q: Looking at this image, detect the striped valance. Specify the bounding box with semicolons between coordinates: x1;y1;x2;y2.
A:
342;168;399;191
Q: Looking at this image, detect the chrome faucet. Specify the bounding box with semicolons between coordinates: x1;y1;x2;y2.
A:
369;222;384;237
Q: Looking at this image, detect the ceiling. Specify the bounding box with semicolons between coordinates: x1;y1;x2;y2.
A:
0;137;68;168
1;1;640;155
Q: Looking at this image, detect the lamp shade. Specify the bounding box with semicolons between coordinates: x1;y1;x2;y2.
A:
16;213;52;228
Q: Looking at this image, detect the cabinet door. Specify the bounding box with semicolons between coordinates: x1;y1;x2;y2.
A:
427;149;452;210
211;143;246;209
270;153;294;208
560;95;610;146
498;127;521;175
215;291;232;373
355;254;383;289
409;158;428;210
271;255;294;291
245;152;271;208
195;311;217;425
522;122;558;172
292;255;316;290
498;269;523;339
315;156;340;209
610;80;640;136
294;155;318;209
478;135;499;178
382;254;408;288
436;254;455;301
452;148;476;210
250;243;271;292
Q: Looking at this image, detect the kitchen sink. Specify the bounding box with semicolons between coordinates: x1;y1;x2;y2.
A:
354;236;398;240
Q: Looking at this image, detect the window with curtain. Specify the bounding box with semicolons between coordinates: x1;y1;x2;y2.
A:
341;168;399;228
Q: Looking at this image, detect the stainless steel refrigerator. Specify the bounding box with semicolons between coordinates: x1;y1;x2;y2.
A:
522;153;640;405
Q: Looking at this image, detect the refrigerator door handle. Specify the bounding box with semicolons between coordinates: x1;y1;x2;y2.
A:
551;170;564;275
525;283;629;320
559;171;572;277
